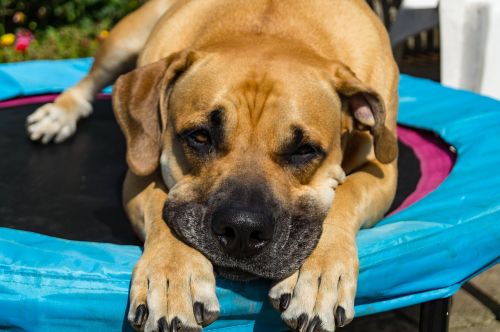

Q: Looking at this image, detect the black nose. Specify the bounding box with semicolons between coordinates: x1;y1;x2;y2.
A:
211;208;274;258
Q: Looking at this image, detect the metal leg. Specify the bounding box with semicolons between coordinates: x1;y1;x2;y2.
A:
419;297;450;332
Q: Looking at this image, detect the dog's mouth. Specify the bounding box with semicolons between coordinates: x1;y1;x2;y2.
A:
213;266;260;281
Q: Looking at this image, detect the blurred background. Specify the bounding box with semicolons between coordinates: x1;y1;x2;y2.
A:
0;0;498;331
0;0;142;61
2;0;499;100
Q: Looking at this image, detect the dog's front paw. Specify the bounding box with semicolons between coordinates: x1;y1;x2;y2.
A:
269;227;358;332
128;243;219;332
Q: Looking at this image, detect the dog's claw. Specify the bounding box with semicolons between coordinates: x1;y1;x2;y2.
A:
307;316;321;332
133;304;148;328
334;307;346;327
193;302;204;325
170;317;182;331
166;316;201;332
297;313;308;332
204;310;220;327
193;301;219;327
279;293;291;311
158;317;168;332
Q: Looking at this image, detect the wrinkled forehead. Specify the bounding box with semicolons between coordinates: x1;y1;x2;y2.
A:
169;54;341;146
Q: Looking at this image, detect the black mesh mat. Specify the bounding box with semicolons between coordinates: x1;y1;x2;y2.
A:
0;99;420;245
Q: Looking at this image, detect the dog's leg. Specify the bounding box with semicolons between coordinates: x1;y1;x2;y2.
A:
26;0;172;143
123;171;220;332
269;160;397;332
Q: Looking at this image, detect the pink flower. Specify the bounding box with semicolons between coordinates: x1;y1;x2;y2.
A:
15;31;33;52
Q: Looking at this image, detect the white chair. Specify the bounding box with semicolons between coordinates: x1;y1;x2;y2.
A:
440;0;500;100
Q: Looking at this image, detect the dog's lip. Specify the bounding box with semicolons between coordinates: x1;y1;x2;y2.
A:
214;265;261;281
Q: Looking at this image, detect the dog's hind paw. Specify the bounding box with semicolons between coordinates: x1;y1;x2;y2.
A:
128;242;220;332
269;226;358;332
26;91;92;143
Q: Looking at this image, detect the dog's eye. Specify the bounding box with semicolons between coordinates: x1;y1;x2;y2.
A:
185;129;212;152
288;144;321;165
190;130;210;144
294;144;316;156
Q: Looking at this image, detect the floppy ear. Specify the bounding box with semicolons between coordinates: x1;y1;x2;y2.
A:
112;50;199;176
332;64;397;164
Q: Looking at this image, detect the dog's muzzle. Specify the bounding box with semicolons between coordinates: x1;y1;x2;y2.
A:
164;178;325;280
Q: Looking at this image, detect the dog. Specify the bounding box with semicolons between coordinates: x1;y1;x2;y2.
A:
26;0;399;331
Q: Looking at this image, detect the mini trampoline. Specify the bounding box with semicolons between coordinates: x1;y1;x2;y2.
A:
0;59;499;332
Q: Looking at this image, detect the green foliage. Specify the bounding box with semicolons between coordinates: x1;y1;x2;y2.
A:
1;25;105;62
1;0;142;32
0;0;143;62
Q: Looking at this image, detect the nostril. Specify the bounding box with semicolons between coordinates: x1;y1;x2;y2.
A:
248;230;273;252
222;227;235;240
214;226;235;241
226;227;235;235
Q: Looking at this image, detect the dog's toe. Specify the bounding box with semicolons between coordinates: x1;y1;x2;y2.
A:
270;247;358;331
281;271;318;331
269;271;298;312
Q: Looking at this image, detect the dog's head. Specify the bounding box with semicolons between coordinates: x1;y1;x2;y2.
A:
113;45;396;280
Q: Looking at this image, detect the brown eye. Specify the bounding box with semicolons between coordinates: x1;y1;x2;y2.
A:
286;144;324;165
294;144;316;156
184;128;212;154
191;130;210;144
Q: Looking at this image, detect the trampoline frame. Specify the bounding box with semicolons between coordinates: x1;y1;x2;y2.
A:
420;298;450;332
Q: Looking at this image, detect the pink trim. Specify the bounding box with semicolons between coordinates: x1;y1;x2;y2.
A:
0;93;110;109
390;126;456;214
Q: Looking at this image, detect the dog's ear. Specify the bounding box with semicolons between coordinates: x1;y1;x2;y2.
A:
331;63;397;164
113;50;200;176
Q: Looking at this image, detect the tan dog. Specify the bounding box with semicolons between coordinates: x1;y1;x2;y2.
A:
26;0;399;331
